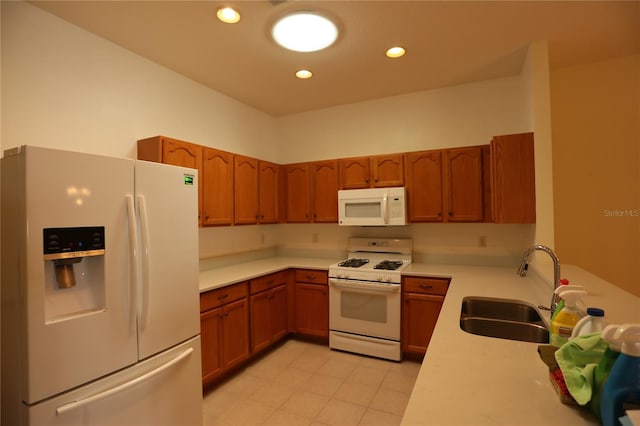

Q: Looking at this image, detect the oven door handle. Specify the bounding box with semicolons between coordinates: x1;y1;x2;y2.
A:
329;278;400;293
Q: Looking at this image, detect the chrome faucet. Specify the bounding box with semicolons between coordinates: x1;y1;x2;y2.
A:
517;245;561;313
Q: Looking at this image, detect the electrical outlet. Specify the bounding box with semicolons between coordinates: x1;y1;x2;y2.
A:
478;236;487;248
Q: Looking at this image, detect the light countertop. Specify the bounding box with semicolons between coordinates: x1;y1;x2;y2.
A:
199;256;336;292
198;256;640;425
401;263;640;425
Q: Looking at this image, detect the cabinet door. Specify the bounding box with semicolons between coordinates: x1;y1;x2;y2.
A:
259;161;279;223
200;308;222;385
286;163;311;222
295;283;328;337
339;157;370;189
221;298;249;371
234;155;259;225
443;146;484;222
371;154;404;187
405;150;444;222
202;148;234;226
312;160;339;223
491;133;535;223
250;291;272;353
270;285;288;342
401;293;444;355
162;139;202;170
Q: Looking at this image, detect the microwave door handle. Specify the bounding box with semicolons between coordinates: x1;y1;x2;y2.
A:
382;192;389;224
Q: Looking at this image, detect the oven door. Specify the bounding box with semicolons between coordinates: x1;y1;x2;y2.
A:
328;278;400;340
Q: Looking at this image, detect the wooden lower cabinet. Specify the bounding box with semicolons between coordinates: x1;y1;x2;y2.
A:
294;269;329;338
200;283;249;386
401;276;449;356
250;284;288;353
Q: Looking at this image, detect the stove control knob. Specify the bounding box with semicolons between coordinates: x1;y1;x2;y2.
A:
384;275;392;283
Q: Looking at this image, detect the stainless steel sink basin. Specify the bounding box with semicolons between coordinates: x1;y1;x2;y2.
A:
460;297;549;343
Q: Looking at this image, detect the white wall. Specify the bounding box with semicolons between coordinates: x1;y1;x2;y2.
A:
277;75;529;163
519;41;557;286
0;1;280;161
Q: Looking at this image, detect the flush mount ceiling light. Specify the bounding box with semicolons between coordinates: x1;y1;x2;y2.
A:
386;46;406;59
272;12;338;52
217;7;240;24
295;69;313;79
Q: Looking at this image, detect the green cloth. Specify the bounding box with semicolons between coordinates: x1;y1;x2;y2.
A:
554;333;608;405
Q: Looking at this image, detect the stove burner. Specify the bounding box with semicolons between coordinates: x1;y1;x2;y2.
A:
338;258;370;268
374;260;404;270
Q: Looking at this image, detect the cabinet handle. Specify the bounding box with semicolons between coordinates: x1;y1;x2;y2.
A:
419;284;433;289
437;211;442;216
448;212;453;216
267;279;274;285
306;275;316;280
217;294;228;300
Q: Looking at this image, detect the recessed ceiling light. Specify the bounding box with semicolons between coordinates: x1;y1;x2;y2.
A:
272;12;338;52
295;69;313;79
386;46;406;59
217;7;240;24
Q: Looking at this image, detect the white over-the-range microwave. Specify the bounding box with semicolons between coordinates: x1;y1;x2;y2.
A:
338;186;407;226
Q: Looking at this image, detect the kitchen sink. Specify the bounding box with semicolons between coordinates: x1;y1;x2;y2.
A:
459;296;549;343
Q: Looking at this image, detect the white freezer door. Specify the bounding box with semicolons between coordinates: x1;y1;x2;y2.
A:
134;160;200;359
20;146;138;404
25;337;203;426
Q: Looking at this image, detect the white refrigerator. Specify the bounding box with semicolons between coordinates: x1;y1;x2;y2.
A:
1;145;203;425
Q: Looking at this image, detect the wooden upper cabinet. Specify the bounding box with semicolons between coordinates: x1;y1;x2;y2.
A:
339;154;404;189
312;160;339;223
371;154;404;187
339;157;370;189
491;132;536;223
234;155;259;225
443;146;484;222
202;148;234;226
405;146;484;223
405;150;444;222
258;161;279;224
285;163;312;222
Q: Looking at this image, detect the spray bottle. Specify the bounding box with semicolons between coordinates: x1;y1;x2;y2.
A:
601;324;640;426
551;279;572;321
549;288;586;347
591;324;623;422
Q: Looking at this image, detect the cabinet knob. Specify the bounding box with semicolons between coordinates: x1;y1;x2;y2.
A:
448;212;453;216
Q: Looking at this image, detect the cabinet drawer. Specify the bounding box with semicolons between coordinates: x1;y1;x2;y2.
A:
295;269;328;285
403;276;450;295
200;282;248;312
250;270;288;295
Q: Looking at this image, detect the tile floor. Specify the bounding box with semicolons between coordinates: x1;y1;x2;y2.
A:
202;340;421;426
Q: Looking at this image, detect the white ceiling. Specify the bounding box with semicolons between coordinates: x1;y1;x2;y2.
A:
30;1;640;117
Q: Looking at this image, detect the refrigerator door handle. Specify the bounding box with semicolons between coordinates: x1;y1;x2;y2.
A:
136;194;151;332
125;195;138;335
55;347;195;416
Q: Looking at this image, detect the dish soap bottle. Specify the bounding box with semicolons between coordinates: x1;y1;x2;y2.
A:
571;307;605;338
601;324;640;426
591;324;623;422
549;288;586;347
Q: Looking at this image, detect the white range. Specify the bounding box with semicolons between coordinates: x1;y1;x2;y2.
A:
328;238;412;361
